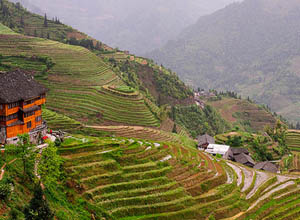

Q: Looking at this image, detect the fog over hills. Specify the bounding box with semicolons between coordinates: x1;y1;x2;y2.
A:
10;0;237;54
147;0;300;123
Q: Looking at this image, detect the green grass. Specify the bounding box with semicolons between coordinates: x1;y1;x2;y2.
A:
287;131;300;150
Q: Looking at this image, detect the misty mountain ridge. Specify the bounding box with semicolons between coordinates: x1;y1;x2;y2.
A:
147;0;300;123
10;0;238;54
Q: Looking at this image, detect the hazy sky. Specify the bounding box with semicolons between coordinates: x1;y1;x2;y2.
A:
12;0;241;53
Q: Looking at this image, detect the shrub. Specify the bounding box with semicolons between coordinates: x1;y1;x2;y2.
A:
0;182;11;200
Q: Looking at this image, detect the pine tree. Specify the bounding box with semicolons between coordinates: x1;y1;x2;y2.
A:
44;13;48;27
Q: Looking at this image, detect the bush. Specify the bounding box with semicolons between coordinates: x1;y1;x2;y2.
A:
0;182;11;200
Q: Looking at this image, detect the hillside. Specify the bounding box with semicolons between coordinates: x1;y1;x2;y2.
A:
0;0;111;50
147;0;300;124
56;136;300;219
10;0;237;54
0;24;163;128
207;97;276;132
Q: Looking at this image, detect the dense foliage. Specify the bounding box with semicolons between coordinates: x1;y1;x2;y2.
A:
117;60;193;105
172;104;231;138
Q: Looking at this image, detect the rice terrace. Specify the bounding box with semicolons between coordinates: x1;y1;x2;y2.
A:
0;0;300;219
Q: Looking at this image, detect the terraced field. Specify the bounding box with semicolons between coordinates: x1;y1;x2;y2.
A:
85;125;182;144
42;108;81;130
287;130;300;151
0;29;160;127
60;136;300;220
208;98;276;132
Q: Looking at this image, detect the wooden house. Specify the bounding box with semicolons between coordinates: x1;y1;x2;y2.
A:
197;134;215;149
254;161;278;173
0;70;48;145
234;153;256;167
224;147;249;161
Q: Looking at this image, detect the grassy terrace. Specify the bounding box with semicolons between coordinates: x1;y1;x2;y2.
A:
0;30;159;127
59;135;300;219
208;97;276;132
287;130;300;151
42;108;81;130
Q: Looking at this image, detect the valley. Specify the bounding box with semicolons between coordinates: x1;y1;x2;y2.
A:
0;0;299;219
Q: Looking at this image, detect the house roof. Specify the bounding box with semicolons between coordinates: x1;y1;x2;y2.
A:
198;134;215;145
234;153;255;165
231;148;249;155
254;162;278;173
205;144;230;155
0;70;48;104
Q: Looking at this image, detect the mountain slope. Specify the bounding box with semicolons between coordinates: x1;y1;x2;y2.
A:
147;0;300;123
0;23;162;127
10;0;237;54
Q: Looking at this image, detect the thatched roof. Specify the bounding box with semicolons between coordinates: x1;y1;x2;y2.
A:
254;162;278;173
0;70;48;104
198;134;215;146
231;148;249;155
234;153;255;166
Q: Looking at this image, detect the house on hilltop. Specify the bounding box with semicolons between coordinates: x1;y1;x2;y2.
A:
0;70;48;145
197;134;215;149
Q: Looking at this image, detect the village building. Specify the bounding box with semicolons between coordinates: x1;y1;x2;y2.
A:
224;147;250;161
0;70;48;145
205;144;230;157
234;153;256;167
254;161;278;173
197;134;215;149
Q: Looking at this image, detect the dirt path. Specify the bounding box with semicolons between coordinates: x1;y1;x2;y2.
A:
241;167;254;192
246;171;271;199
0;158;17;181
226;162;242;186
248;180;295;210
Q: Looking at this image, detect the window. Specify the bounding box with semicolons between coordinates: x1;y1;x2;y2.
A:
0;113;18;122
24;99;35;106
0;115;5;122
35;116;42;122
27;121;32;129
24;111;35;118
8;102;19;109
7;113;18;121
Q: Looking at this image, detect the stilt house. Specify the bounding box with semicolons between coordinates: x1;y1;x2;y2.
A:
0;70;48;144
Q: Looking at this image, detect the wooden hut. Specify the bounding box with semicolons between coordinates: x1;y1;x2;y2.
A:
0;70;48;144
197;134;215;149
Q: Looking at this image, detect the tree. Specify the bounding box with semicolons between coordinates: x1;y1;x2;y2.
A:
20;15;25;27
47;33;50;39
38;143;63;186
44;14;48;27
34;29;38;37
296;122;300;130
172;124;177;133
24;185;54;220
17;134;35;178
15;2;21;10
